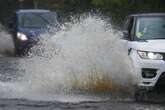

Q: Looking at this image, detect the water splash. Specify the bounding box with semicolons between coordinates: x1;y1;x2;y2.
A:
0;15;134;101
0;24;15;56
24;15;134;92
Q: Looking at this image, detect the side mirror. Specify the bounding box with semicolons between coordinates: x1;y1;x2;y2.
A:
123;30;129;40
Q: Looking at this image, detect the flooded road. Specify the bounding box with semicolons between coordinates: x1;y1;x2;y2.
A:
0;98;164;110
0;53;165;110
0;15;165;110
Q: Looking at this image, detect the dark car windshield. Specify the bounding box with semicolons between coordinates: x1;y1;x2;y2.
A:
135;16;165;40
18;12;57;28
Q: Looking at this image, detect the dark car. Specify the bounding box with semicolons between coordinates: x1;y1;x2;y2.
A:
8;9;58;55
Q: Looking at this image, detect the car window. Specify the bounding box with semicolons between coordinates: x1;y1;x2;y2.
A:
124;17;134;40
18;13;57;28
136;17;165;40
128;18;134;35
40;12;57;25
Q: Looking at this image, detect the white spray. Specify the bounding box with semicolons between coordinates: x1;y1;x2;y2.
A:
0;15;135;101
0;24;15;56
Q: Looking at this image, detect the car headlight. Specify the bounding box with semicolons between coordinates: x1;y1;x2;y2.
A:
137;50;163;60
17;32;28;41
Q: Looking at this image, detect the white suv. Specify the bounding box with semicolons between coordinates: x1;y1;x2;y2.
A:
123;13;165;101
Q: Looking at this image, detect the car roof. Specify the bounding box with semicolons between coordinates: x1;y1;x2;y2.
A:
16;9;51;14
129;13;165;18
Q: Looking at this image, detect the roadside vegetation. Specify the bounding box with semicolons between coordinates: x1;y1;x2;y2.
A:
0;0;165;25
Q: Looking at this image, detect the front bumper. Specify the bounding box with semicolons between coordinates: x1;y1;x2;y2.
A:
15;38;39;53
131;50;165;90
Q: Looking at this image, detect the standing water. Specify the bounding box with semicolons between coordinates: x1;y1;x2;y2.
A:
0;15;135;102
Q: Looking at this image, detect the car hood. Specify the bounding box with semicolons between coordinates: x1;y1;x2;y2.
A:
18;27;56;38
129;40;165;53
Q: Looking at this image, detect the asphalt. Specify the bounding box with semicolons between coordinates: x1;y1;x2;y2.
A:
0;99;164;110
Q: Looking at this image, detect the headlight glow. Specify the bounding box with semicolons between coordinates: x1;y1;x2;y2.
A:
17;32;28;41
137;50;163;60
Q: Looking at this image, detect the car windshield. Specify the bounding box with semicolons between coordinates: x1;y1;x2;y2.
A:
18;12;57;28
136;16;165;40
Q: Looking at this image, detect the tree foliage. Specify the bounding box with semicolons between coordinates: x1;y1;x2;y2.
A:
0;0;165;25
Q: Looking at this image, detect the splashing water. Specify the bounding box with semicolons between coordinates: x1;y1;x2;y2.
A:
0;15;135;102
0;24;15;56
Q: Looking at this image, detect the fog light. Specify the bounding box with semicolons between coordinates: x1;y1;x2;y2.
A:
142;68;157;78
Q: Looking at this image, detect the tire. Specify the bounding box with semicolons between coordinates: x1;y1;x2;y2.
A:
15;48;29;57
134;89;148;102
15;49;23;57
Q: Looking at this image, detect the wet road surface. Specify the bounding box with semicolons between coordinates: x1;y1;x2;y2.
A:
0;57;165;110
0;99;165;110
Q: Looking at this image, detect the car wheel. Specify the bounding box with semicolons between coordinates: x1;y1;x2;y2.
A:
134;89;148;102
15;49;28;57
